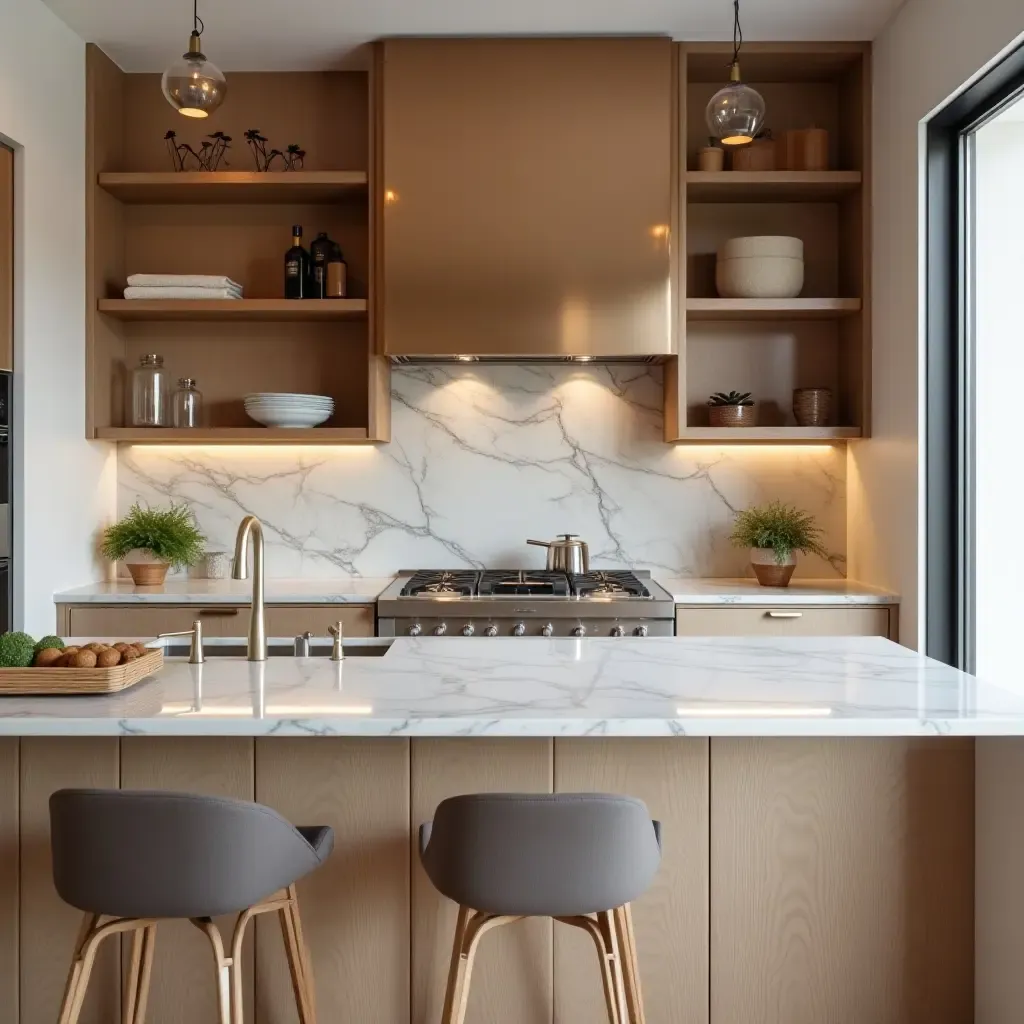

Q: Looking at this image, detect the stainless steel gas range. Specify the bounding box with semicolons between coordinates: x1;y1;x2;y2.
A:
377;570;674;638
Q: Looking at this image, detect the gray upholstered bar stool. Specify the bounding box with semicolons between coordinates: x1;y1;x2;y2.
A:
49;788;334;1024
420;792;662;1024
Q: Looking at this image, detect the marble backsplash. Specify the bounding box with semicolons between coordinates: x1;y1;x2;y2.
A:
118;364;847;578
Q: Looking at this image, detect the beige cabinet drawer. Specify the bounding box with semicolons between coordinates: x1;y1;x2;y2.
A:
675;606;892;638
64;604;374;639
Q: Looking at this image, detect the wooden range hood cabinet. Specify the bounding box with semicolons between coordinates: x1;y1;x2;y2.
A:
378;37;675;360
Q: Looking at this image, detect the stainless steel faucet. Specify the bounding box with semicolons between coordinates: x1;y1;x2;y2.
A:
232;515;267;662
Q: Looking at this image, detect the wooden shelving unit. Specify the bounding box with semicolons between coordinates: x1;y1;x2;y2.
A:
686;298;861;322
95;427;371;444
98;298;368;322
666;42;871;443
85;51;389;445
97;171;368;204
686;170;861;203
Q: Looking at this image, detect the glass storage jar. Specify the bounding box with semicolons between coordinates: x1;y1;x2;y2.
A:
130;354;168;427
172;378;203;428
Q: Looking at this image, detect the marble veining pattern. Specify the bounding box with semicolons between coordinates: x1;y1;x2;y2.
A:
0;636;1016;738
118;365;847;579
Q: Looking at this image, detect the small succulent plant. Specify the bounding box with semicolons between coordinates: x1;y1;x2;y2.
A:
708;391;754;407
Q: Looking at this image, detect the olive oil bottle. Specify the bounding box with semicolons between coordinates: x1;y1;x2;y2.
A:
284;225;310;299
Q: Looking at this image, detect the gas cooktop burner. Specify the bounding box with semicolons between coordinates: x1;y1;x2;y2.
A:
400;570;478;597
478;570;571;597
570;571;652;598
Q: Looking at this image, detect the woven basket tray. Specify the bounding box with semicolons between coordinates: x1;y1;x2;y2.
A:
0;648;164;696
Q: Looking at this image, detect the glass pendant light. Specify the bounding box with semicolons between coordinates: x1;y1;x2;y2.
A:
161;0;227;119
705;0;765;146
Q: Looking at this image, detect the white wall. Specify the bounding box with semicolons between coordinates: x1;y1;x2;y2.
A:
0;0;116;633
848;0;1024;650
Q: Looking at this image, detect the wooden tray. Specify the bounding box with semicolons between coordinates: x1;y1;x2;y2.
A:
0;648;164;695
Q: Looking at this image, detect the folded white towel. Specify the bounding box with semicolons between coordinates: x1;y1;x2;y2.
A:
126;274;243;291
123;286;242;300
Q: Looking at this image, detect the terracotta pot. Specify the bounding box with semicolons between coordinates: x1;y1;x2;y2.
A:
750;547;796;587
709;404;756;427
793;387;833;426
125;560;170;587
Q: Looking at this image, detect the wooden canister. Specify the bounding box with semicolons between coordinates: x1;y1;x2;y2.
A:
698;146;725;172
730;139;776;172
783;128;830;170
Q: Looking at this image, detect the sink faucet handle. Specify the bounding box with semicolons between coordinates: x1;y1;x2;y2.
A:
156;619;205;665
328;621;344;662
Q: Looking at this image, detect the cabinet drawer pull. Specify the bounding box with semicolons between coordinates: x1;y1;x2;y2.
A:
198;607;240;617
765;611;803;619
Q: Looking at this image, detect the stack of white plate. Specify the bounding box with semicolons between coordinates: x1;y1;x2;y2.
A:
244;393;335;428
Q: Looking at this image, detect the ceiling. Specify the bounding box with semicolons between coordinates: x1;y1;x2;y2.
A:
41;0;906;72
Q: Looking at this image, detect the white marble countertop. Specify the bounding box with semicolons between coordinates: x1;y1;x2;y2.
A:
0;635;1014;738
663;578;900;605
53;578;394;605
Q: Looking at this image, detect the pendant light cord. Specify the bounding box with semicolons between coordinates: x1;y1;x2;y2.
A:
193;0;204;37
731;0;743;66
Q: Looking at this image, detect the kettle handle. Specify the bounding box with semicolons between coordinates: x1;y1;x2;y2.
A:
526;539;551;549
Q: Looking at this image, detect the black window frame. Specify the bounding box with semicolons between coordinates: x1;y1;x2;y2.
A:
926;45;1024;668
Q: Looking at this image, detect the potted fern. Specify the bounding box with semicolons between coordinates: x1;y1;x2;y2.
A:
101;502;206;586
708;391;755;427
730;501;828;587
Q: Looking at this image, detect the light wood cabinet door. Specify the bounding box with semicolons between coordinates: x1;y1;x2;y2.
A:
64;603;374;639
675;605;892;638
710;738;974;1024
0;146;11;371
381;37;673;358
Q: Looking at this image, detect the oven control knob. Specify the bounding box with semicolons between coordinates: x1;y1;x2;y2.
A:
484;624;498;637
572;625;587;637
633;625;648;637
408;623;422;637
432;623;448;636
541;623;554;637
461;624;475;637
512;623;526;637
610;625;625;637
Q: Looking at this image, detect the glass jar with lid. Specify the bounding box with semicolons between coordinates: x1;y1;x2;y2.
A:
130;354;168;427
172;378;203;428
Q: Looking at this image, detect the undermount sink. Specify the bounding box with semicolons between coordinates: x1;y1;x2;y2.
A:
160;638;393;659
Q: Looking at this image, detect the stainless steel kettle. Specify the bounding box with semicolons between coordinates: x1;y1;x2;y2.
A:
527;534;590;574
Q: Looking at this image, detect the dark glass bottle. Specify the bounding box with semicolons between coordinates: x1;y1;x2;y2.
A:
284;225;310;299
309;231;333;299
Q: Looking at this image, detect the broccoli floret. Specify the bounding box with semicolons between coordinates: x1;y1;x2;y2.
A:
0;632;37;668
34;635;65;653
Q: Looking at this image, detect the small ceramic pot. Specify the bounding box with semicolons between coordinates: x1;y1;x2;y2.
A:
793;387;833;427
709;404;755;427
698;146;725;171
124;550;170;587
750;547;796;587
202;551;232;580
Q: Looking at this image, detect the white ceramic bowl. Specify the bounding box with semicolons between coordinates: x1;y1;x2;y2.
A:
716;255;805;299
718;235;804;260
245;393;334;403
246;406;333;428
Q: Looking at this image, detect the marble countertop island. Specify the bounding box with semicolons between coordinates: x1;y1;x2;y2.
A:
0;636;1013;738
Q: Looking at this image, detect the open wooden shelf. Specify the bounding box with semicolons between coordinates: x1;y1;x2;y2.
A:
686;298;862;322
97;171;368;205
673;427;862;442
98;298;368;322
686;171;862;203
94;427;372;444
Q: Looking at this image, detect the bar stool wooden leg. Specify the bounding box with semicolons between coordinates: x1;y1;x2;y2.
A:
192;917;232;1024
440;905;471;1024
280;896;315;1024
614;904;646;1024
598;910;628;1024
123;923;157;1024
555;915;620;1024
440;912;524;1024
56;913;99;1024
286;884;317;1022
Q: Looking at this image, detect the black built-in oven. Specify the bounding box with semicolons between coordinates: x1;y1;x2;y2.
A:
0;372;11;631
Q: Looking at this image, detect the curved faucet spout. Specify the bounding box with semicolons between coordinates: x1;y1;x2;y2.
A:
232;515;266;662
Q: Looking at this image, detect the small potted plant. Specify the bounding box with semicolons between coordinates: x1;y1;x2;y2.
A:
730;500;828;587
101;502;206;586
708;391;755;427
